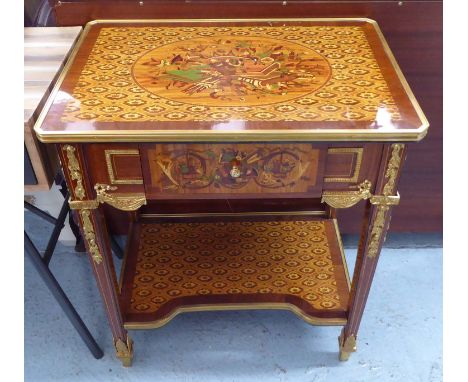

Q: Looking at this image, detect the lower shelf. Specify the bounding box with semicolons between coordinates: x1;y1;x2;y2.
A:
120;216;350;329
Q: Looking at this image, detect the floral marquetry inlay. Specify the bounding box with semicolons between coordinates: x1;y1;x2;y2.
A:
147;143;321;195
62;25;401;122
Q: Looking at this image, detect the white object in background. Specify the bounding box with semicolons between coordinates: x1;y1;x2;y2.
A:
26;184;76;246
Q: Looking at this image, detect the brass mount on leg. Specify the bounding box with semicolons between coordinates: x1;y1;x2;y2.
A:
115;335;134;367
321;179;400;209
69;183;147;211
338;330;357;361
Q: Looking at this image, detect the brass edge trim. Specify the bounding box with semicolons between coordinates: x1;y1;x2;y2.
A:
333;218;351;291
36;129;427;143
369;20;429;135
104;149;143;185
33;23;92;142
324;148;363;183
34;18;428;143
124;303;347;330
140;210;327;219
87;18;378;26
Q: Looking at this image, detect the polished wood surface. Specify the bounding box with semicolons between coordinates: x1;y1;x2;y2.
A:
24;26;82;191
48;0;442;233
121;216;349;327
34;19;427;142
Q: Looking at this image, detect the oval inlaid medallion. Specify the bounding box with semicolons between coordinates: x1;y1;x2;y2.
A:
132;37;332;107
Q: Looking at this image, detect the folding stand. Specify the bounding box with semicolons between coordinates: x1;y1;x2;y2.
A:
24;178;104;359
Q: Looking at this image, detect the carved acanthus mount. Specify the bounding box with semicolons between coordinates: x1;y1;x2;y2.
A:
321;180;373;209
80;209;102;264
321;146;403;211
69;183;147;212
366;144;405;258
63;145;85;200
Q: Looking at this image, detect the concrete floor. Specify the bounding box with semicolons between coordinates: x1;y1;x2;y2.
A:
25;212;442;382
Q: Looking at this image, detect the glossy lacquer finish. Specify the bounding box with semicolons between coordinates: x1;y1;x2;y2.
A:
34;19;427;142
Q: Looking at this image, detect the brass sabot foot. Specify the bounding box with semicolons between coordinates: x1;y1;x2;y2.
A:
115;335;133;367
338;330;357;361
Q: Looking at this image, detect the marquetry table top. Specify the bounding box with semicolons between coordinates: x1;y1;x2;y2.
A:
34;19;428;143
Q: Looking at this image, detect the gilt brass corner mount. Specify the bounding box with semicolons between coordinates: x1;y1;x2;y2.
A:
321;180;400;209
94;183;147;211
68;183;147;211
370;192;400;206
321;180;372;209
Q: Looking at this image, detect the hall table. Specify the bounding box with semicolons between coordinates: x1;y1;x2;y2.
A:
34;18;428;366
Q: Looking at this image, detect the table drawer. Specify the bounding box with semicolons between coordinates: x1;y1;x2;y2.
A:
141;143;326;199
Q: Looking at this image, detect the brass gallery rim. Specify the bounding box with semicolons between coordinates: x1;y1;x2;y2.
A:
34;18;429;143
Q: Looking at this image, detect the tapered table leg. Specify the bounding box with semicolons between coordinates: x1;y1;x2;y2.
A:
77;207;134;366
59;144;133;366
339;143;406;361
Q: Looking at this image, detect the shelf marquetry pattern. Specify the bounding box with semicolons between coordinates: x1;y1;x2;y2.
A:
63;25;400;122
127;220;349;318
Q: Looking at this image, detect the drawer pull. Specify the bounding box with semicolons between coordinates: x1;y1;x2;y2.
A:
229;157;242;178
230;166;241;178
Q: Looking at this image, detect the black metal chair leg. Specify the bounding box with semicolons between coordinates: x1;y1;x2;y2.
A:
42;194;70;266
24;232;104;359
56;173;86;252
24;201;57;225
110;234;124;259
68;210;86;253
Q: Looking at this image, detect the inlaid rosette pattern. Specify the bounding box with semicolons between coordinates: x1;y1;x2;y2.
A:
125;219;349;320
63;25;400;122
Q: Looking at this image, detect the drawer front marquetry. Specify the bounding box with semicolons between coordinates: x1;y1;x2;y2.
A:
141;144;326;199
